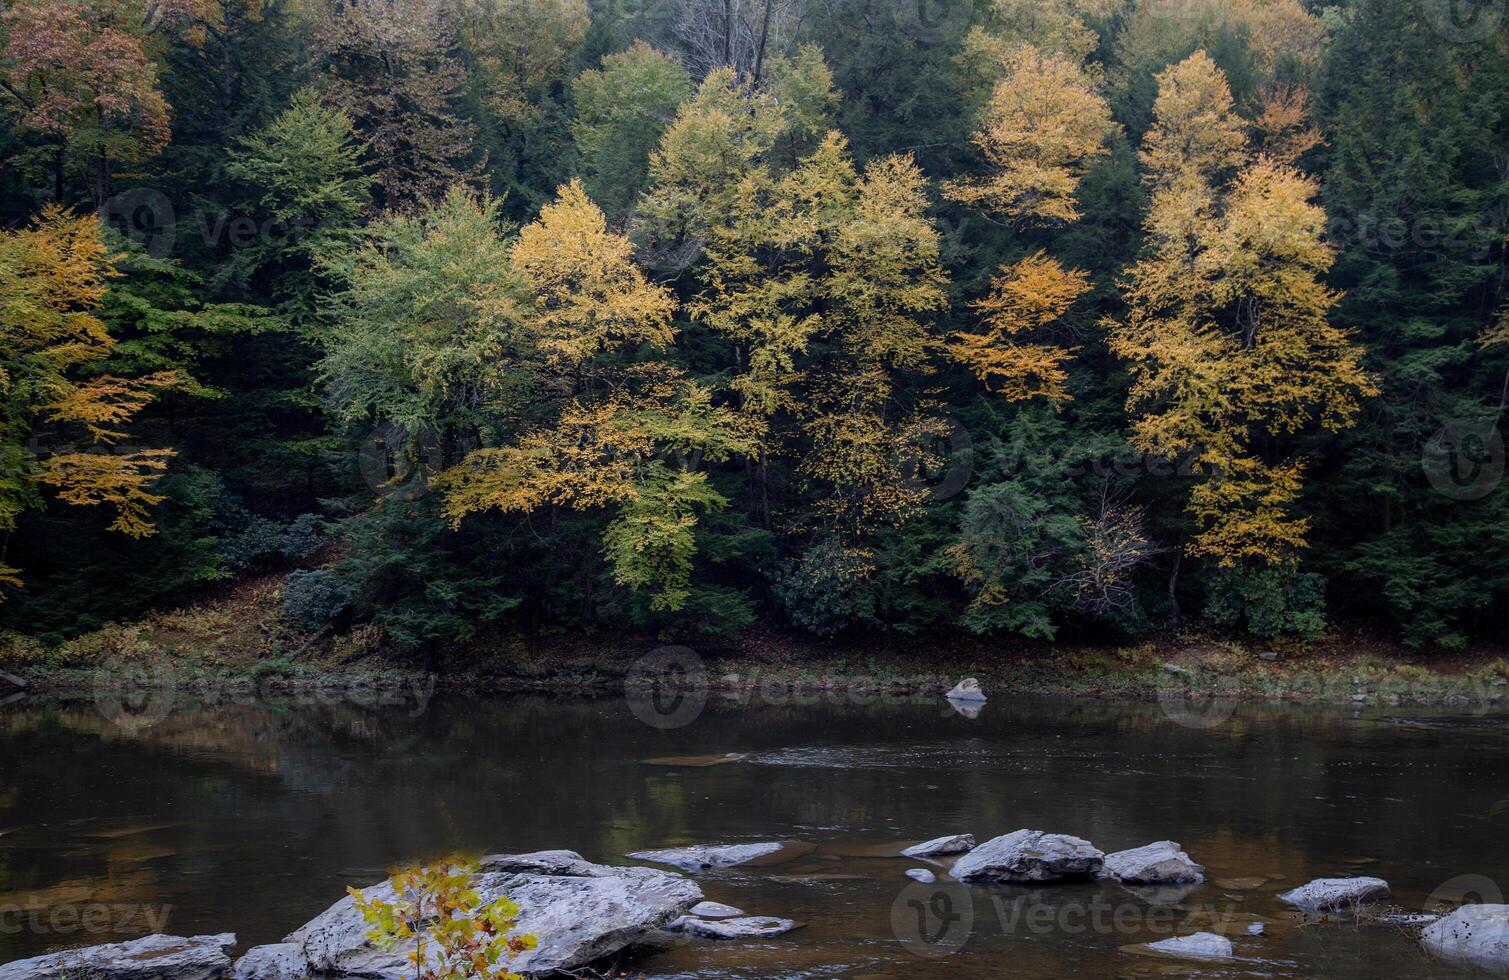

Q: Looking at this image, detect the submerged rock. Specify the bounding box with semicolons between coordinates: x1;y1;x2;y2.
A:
1422;904;1509;971
1102;841;1205;884
1142;932;1233;960
944;678;986;702
901;834;975;858
627;842;784;872
0;933;236;980
950;830;1103;883
1278;876;1391;913
688;901;744;919
905;868;936;883
287;853;701;978
670;915;802;939
230;943;308;980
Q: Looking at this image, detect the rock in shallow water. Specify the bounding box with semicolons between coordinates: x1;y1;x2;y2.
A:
1143;932;1233;960
901;834;975;858
688;901;744;919
905;868;936;883
626;842;784;872
0;933;236;980
230;943;308;979
1101;841;1205;884
944;678;986;702
286;853;701;978
1422;904;1509;971
669;915;802;939
1278;876;1390;912
950;830;1103;883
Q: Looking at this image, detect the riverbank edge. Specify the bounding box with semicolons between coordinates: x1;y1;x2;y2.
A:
3;573;1507;708
5;639;1508;710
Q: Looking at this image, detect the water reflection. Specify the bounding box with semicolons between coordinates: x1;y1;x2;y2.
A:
0;693;1506;976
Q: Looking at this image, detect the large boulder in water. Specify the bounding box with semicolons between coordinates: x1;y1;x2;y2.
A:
626;842;783;873
230;943;309;979
285;853;701;978
1278;876;1390;913
950;830;1103;883
0;933;236;980
1102;841;1205;884
1422;904;1509;971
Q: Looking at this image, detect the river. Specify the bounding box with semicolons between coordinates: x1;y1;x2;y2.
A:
1;687;1506;976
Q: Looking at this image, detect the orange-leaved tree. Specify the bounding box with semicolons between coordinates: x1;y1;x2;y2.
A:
0;207;180;590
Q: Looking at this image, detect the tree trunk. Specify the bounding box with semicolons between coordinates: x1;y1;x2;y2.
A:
1167;551;1183;628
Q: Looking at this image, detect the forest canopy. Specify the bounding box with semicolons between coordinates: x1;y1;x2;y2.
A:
1;0;1506;653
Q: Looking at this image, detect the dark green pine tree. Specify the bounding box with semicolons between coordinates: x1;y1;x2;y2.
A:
1314;0;1509;647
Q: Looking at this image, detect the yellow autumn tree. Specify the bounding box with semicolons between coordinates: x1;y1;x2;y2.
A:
951;252;1090;403
690;129;951;536
0;207;179;589
437;182;756;610
1107;51;1376;567
945;43;1117;225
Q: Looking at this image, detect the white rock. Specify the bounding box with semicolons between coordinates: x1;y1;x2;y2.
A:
905;868;936;883
0;933;236;980
670;915;801;939
901;834;975;858
627;842;783;873
230;943;308;980
1247;922;1265;936
287;854;701;978
1278;876;1390;912
1422;904;1509;971
950;830;1103;883
1102;841;1205;884
1143;932;1233;960
944;678;986;702
688;901;744;919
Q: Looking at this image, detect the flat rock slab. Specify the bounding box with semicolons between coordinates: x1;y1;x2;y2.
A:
287;854;701;978
1278;876;1390;912
1422;904;1509;971
670;915;802;939
1142;932;1233;960
688;901;744;919
951;830;1103;883
230;943;309;979
627;842;784;872
901;834;975;858
479;849;608;877
0;933;236;980
1102;841;1205;884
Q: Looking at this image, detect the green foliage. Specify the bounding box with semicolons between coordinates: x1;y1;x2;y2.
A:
571;42;691;221
1204;565;1326;640
281;569;351;630
350;854;537;980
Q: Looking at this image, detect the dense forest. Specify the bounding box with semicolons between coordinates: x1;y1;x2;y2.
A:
1;0;1506;655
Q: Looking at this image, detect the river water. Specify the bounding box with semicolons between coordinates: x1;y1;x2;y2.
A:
1;688;1507;976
